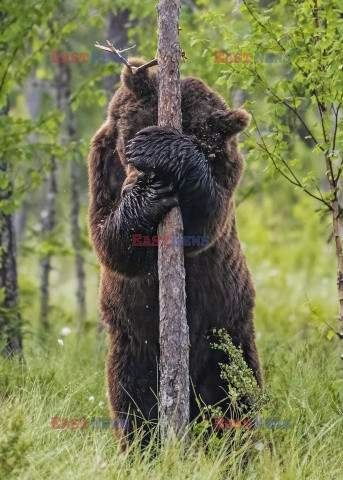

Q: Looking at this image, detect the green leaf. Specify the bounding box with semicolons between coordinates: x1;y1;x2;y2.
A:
327;330;335;341
216;75;227;86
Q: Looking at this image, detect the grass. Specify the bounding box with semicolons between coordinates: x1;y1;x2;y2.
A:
1;328;342;479
1;193;343;479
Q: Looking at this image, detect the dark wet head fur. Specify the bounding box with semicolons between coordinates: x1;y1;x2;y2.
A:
108;57;251;168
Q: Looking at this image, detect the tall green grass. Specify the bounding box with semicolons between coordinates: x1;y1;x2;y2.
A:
1;192;342;479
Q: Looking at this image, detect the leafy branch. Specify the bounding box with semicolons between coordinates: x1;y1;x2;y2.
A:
250;111;332;211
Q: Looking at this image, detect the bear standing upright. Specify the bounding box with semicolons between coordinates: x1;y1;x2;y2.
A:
88;58;261;441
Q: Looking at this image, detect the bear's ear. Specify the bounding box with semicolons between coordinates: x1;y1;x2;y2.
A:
121;57;157;96
206;108;251;138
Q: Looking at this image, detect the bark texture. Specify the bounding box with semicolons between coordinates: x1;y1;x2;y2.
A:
313;4;343;363
323;128;343;362
157;0;189;439
321;107;343;363
331;200;343;361
0;101;23;358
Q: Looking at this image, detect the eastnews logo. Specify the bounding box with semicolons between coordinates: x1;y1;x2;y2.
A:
214;417;292;430
214;51;291;64
132;234;210;247
51;417;128;430
51;51;128;64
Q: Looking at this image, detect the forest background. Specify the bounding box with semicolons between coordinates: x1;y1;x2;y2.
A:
1;0;342;478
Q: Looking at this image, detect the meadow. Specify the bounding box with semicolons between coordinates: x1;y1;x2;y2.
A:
1;1;343;478
1;187;342;480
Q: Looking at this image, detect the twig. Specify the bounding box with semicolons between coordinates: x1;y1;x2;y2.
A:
134;58;158;73
94;40;158;74
280;99;321;148
93;44;136;54
332;101;342;186
332;102;340;155
251;111;333;211
94;41;132;67
222;56;321;150
314;91;336;194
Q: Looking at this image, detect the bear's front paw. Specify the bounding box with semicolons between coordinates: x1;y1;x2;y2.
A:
126;126;181;180
139;179;179;228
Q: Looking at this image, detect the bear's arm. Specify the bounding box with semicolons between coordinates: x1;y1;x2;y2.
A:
180;135;244;251
88;125;176;276
126;126;244;252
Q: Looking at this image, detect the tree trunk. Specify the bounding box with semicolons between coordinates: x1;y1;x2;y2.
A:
62;63;87;331
323;125;343;362
0;101;23;358
321;98;343;363
331;199;343;361
39;153;57;331
157;0;189;440
14;72;44;242
335;109;343;361
39;62;87;331
70;159;87;330
39;65;63;331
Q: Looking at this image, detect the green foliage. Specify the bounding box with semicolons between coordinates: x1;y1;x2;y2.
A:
1;0;343;477
193;0;343;213
0;404;32;477
0;0;117;218
0;278;342;478
210;328;262;412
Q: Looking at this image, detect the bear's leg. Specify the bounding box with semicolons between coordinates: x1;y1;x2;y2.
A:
106;341;159;449
240;337;262;387
189;349;236;437
193;349;230;414
193;342;262;429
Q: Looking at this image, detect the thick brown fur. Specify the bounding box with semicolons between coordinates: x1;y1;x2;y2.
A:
88;58;262;443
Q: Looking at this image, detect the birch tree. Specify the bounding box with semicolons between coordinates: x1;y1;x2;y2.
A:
157;0;189;440
0;101;23;359
213;0;343;362
95;0;190;439
38;65;61;331
63;62;87;330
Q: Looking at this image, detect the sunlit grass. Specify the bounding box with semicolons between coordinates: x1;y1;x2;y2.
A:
1;192;342;479
1;326;342;479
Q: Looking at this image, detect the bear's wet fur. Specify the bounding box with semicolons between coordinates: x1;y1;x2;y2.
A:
88;58;262;443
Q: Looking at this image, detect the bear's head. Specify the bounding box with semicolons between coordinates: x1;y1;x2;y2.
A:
108;58;251;169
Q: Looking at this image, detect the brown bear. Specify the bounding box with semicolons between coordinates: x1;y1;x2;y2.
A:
88;58;262;443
